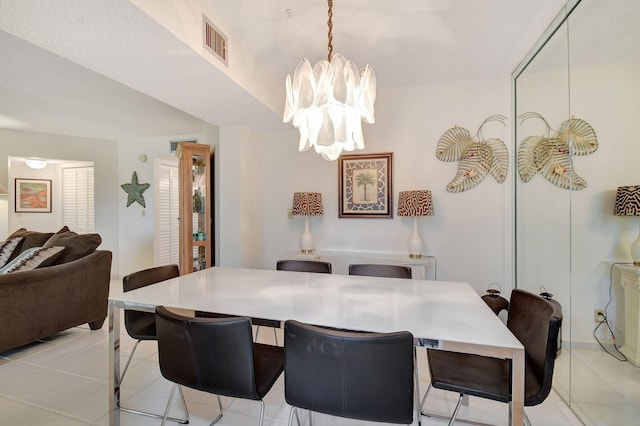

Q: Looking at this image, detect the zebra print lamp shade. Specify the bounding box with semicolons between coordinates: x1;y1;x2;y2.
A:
397;190;434;258
291;192;323;254
615;186;640;216
615;186;640;265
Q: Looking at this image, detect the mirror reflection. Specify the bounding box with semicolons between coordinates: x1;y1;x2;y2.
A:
515;0;640;423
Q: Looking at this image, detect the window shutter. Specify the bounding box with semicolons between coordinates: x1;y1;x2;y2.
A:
62;167;95;233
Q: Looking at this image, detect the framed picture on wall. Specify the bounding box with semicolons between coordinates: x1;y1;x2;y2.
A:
338;152;393;218
15;178;52;213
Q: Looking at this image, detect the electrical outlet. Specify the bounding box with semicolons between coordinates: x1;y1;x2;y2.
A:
287;208;293;219
594;309;605;322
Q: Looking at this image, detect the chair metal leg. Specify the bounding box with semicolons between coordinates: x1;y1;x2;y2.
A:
121;341;189;424
448;393;464;426
120;339;140;381
420;383;433;415
161;384;190;426
414;347;422;425
210;395;223;425
287;406;298;426
422;384;516;426
258;400;265;426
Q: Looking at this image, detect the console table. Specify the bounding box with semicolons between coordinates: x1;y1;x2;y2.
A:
615;264;640;366
289;250;436;280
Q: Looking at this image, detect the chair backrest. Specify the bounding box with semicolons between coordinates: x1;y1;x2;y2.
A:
284;320;414;424
507;288;563;405
481;293;509;316
122;264;179;339
276;259;332;274
348;263;412;279
155;306;261;400
123;264;180;292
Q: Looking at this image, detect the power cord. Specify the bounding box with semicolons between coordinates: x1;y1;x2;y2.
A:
592;262;629;362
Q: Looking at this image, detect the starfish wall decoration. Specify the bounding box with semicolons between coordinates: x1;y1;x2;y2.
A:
435;115;509;193
121;171;150;207
517;113;598;190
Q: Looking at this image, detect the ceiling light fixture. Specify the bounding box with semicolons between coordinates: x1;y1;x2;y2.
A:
25;158;48;169
283;0;376;161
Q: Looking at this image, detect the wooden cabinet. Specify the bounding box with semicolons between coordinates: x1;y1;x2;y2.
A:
177;142;212;275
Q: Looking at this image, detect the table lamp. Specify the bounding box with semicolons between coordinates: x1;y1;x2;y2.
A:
615;185;640;265
397;190;434;258
291;192;324;254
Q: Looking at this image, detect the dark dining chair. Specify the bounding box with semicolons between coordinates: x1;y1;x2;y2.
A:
481;289;509;316
155;306;284;426
348;263;412;279
421;288;562;425
276;259;332;274
120;264;188;423
284;319;416;425
252;259;333;345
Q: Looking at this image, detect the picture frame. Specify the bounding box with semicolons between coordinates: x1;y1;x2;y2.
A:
15;178;52;213
338;152;393;218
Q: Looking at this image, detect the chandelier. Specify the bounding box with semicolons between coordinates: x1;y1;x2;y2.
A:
283;0;376;161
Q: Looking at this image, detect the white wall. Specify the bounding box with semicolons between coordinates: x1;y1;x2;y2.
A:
116;130;211;277
0;196;8;241
219;76;515;295
0;129;119;275
8;159;60;231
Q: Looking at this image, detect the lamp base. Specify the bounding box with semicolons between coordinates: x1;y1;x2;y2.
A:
408;217;423;259
300;216;315;254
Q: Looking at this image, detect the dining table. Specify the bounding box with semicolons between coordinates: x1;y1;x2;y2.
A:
108;266;524;425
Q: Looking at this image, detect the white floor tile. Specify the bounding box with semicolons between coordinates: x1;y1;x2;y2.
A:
1;300;620;426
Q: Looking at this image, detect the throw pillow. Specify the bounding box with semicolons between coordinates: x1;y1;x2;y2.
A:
0;237;24;267
0;246;65;274
6;228;55;260
42;229;102;264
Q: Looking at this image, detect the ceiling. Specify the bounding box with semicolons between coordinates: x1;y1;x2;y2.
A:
0;0;567;141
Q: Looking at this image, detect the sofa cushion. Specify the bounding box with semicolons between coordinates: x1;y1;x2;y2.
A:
42;229;102;264
7;229;55;260
0;237;24;267
0;246;65;274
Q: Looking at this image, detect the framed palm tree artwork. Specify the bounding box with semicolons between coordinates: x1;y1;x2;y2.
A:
338;152;393;218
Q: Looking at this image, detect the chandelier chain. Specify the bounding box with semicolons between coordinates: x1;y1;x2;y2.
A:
327;0;333;61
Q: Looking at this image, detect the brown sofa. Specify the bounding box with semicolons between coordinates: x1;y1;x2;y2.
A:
0;229;112;353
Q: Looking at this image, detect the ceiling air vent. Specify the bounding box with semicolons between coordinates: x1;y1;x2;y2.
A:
203;15;228;66
170;139;198;153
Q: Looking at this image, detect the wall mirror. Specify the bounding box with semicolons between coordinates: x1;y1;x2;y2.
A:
514;0;640;423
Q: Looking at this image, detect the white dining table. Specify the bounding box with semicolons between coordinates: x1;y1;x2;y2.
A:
108;266;524;425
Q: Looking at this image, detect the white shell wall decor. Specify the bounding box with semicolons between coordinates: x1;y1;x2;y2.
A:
435;115;508;193
517;112;598;190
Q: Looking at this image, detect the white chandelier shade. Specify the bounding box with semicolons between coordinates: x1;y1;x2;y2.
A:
283;53;376;161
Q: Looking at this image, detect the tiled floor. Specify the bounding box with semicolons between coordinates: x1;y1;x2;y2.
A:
0;279;584;425
553;344;640;426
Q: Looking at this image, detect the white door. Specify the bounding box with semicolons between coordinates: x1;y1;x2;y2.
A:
154;159;179;266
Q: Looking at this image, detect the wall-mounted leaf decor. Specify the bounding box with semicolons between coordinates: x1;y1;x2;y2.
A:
517;112;597;190
436;115;508;193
